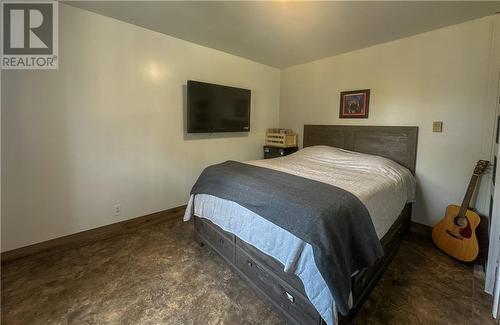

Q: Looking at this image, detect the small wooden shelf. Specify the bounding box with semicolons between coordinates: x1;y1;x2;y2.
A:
265;129;298;148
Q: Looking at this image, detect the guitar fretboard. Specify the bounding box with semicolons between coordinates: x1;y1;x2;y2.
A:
458;174;479;217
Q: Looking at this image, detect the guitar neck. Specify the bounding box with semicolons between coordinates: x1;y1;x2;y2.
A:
459;174;479;217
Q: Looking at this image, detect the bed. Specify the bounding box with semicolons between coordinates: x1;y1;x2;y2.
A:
185;125;418;324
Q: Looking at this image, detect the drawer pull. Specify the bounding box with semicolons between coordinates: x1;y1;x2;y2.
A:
285;291;294;303
247;260;253;268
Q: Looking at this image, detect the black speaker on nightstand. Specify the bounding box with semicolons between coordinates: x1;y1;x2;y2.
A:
263;146;298;159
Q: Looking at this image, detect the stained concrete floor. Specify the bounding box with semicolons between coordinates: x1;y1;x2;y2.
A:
1;209;497;325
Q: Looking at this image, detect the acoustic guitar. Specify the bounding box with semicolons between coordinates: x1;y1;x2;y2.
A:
432;160;490;262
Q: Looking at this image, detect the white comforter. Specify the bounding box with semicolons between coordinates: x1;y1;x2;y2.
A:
184;146;416;325
246;145;415;238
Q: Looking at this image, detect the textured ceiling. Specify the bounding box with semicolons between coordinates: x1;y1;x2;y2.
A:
66;1;500;68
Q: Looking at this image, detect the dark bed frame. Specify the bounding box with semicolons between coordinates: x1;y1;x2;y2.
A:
194;125;418;324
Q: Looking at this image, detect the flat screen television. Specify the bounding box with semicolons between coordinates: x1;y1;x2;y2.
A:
187;80;251;133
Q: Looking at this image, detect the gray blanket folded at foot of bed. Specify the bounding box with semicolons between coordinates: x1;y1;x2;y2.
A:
190;160;383;315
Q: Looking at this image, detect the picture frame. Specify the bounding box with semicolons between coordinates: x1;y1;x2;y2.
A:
339;89;370;118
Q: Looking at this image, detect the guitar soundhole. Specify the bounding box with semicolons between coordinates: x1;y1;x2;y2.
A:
453;216;467;227
452;216;472;239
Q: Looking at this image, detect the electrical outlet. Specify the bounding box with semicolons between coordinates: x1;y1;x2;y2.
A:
433;121;443;133
113;204;121;216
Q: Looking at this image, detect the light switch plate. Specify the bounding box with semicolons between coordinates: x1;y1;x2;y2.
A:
433;121;443;132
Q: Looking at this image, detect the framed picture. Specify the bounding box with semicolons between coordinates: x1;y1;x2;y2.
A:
339;89;370;118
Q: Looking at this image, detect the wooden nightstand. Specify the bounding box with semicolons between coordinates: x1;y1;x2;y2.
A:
263;146;298;159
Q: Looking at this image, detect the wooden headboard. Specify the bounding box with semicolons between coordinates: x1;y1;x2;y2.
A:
303;125;418;174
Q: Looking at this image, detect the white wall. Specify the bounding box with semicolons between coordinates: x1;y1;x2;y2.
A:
1;4;280;251
3;4;497;251
280;16;496;226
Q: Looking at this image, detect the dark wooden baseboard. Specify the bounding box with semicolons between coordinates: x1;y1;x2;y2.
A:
1;205;186;265
410;221;433;238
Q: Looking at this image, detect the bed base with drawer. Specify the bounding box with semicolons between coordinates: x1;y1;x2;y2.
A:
192;125;418;324
194;203;411;324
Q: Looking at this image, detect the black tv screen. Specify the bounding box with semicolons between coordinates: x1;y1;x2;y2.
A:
187;80;251;133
